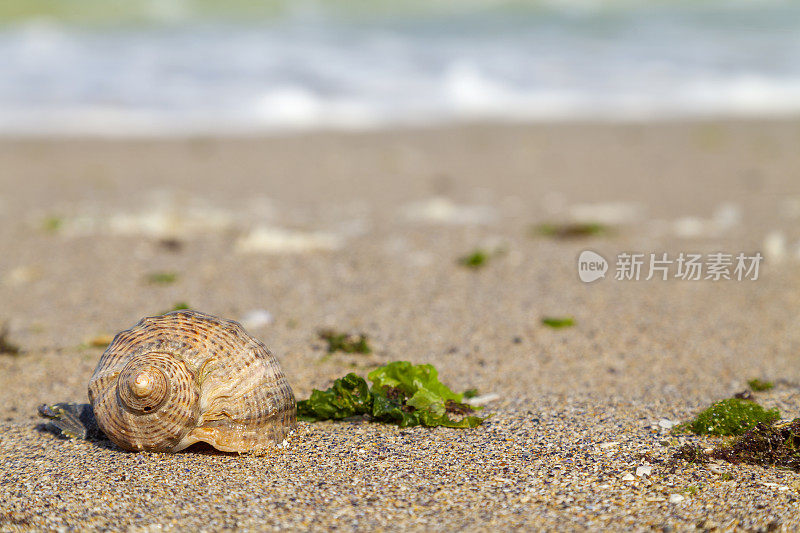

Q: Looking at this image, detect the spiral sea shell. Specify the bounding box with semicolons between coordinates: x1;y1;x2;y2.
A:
87;310;296;452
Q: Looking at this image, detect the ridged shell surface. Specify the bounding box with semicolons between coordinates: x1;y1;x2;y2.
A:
88;310;296;452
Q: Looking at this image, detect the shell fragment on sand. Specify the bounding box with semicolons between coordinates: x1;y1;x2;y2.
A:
763;230;786;263
401;197;496;225
235;226;343;253
672;203;741;238
567;202;642;225
108;208;234;237
39;205;235;239
463;393;500;406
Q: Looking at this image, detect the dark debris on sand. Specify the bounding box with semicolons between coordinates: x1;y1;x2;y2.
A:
710;420;800;471
0;322;20;355
673;419;800;471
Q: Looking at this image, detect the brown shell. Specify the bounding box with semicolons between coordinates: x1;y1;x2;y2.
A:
88;310;296;452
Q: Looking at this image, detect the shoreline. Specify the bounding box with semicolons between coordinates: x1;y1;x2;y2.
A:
2;113;800;141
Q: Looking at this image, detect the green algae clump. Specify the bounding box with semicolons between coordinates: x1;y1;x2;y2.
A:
678;398;780;436
747;378;774;392
541;316;575;329
531;222;609;239
145;271;179;285
297;361;484;428
458;249;490;269
318;329;372;354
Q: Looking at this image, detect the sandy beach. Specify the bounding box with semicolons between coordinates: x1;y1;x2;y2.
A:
2;119;800;530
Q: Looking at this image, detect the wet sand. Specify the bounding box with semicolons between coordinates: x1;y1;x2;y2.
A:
1;120;800;530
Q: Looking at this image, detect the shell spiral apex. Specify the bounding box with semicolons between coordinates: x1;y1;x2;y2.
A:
88;310;296;453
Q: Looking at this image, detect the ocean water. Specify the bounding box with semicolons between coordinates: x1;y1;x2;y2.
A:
2;0;800;135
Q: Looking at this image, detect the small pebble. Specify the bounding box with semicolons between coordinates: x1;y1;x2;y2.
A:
658;419;676;430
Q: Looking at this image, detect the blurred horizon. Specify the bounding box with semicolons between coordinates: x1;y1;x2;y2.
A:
1;0;794;24
2;0;800;135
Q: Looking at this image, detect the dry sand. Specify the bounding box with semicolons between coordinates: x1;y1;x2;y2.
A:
1;120;800;531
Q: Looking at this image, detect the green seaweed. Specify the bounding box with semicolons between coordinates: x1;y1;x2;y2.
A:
747;378;774;392
541;316;575;329
159;302;190;315
319;329;371;354
297;373;372;420
41;215;63;233
674;398;781;436
458;250;490;269
145;272;179;285
683;485;700;496
297;361;484;428
463;388;479;399
531;222;609;239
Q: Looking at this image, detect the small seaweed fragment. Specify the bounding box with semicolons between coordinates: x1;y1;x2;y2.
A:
683;485;700;496
159;302;190;315
42;215;63;233
0;323;20;355
145;272;178;285
463;388;479;399
297;361;484;428
710;420;800;471
318;329;371;354
541;316;575;329
672;444;709;465
531;222;609;239
747;378;774;392
674;398;780;436
459;249;490;269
